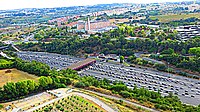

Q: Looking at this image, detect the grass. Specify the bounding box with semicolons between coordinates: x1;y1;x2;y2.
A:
123;62;130;67
150;13;200;22
35;95;105;112
0;68;38;87
78;89;148;112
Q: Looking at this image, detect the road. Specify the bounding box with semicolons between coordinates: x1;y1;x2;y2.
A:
0;45;9;50
135;52;200;78
25;89;116;112
83;89;159;112
15;51;200;105
0;51;14;59
80;62;200;106
134;52;164;64
11;44;20;52
72;92;116;112
26;93;71;112
17;51;83;70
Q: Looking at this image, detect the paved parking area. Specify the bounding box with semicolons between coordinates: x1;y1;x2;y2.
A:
80;62;200;106
17;51;83;70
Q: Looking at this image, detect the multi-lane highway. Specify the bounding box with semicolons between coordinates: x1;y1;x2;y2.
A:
16;51;200;106
80;62;200;106
16;51;83;70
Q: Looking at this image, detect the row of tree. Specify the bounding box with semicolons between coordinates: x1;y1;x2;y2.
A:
0;75;71;101
0;58;71;102
0;59;14;69
14;58;50;76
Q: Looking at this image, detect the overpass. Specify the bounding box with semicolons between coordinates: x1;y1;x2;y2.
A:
67;58;96;70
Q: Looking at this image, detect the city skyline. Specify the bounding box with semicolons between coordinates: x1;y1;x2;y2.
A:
0;0;193;10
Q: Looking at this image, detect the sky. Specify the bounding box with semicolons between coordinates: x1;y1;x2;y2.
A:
0;0;192;10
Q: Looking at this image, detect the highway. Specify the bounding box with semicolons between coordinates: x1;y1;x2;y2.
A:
16;51;200;106
80;62;200;106
16;51;83;70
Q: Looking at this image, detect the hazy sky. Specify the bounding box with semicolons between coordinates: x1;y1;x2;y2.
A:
0;0;191;10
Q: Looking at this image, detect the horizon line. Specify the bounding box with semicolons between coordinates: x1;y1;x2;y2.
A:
0;0;194;11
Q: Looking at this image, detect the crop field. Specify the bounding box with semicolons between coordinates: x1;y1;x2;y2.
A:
34;95;106;112
0;68;38;86
150;13;200;22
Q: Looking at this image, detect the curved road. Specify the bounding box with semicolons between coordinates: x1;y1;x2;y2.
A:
83;89;160;112
72;92;116;112
25;91;116;112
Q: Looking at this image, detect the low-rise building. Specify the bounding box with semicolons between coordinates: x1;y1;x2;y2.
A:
176;25;200;41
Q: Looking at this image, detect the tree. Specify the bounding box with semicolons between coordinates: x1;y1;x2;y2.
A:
39;76;53;89
154;63;167;71
74;82;86;88
84;54;89;58
120;56;124;63
111;83;127;92
189;47;200;57
26;80;38;92
16;81;29;96
127;55;136;62
181;49;186;55
3;82;17;99
161;48;174;55
120;91;132;98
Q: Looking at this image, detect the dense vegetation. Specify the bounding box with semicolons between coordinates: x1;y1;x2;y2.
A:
0;58;200;111
33;26;77;40
150;47;200;73
0;59;14;69
19;30;200;73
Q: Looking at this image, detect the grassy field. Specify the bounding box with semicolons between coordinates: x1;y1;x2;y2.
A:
150;13;200;22
35;95;106;112
0;68;38;87
82;90;148;112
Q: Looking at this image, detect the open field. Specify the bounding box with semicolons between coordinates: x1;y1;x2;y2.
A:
150;13;200;22
35;95;106;112
0;68;38;87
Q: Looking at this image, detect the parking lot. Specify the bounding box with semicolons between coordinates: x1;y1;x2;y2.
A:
80;62;200;106
16;51;83;70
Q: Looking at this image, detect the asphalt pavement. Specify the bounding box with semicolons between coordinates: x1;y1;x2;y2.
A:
16;51;200;106
80;62;200;106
